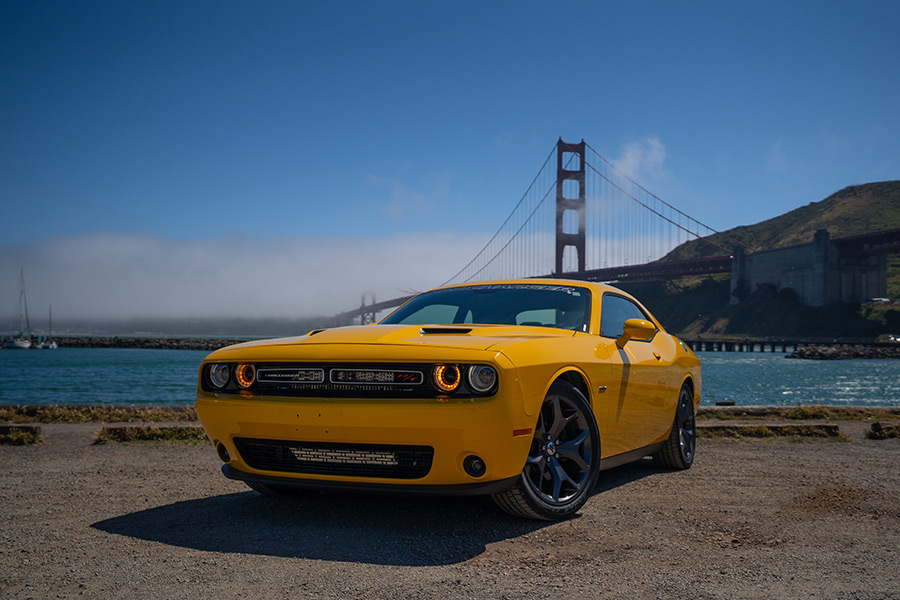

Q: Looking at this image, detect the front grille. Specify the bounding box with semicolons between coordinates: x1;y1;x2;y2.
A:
234;437;434;479
249;362;431;397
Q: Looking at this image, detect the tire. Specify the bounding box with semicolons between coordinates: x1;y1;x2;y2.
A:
492;380;601;520
653;383;696;470
245;480;307;498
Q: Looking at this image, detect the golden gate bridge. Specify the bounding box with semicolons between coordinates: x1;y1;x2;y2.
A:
338;139;900;324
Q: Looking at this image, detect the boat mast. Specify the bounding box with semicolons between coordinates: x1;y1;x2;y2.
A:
18;268;32;337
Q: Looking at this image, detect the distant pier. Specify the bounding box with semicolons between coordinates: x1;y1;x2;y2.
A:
683;337;900;356
683;339;802;353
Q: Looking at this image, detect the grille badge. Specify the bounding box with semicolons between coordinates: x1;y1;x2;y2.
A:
256;368;325;383
330;368;424;385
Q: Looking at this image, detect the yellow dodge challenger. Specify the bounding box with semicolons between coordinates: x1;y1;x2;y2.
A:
196;279;700;520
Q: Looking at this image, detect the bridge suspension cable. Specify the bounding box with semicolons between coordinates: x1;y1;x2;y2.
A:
441;139;750;286
439;144;558;286
583;141;754;257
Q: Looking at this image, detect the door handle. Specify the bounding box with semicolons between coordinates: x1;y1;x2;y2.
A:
653;352;661;360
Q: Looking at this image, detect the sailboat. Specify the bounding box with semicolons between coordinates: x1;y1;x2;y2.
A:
7;268;33;349
37;305;58;349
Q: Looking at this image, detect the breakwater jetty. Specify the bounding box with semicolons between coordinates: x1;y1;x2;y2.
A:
42;336;245;351
786;345;900;359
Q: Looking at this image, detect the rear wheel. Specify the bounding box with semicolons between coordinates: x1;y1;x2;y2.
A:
492;381;601;520
653;383;696;469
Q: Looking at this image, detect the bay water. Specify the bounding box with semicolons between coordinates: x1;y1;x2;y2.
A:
0;347;897;406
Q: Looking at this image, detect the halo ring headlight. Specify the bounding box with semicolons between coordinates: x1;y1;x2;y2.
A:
235;363;256;389
433;365;461;393
467;365;497;394
208;364;231;389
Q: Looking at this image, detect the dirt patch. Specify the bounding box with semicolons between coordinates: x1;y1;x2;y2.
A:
788;483;867;514
2;424;899;599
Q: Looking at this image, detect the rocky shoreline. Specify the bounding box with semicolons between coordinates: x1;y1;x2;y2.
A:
787;344;900;359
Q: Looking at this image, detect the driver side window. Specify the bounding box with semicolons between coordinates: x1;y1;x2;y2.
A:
600;294;651;339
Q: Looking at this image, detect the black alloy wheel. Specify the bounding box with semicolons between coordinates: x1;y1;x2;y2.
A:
653;382;696;470
492;380;601;520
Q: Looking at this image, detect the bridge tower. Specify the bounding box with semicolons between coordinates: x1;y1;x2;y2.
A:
359;292;377;325
555;139;586;274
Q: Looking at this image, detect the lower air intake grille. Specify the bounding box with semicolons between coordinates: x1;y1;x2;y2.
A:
233;438;433;479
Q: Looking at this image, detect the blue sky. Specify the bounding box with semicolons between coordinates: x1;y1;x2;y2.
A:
2;1;899;320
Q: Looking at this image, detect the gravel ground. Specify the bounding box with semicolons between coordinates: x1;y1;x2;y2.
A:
1;422;899;599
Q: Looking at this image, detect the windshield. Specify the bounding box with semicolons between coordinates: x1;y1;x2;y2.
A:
381;284;591;332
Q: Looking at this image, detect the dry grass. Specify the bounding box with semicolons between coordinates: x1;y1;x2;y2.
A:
0;405;197;424
0;425;43;445
92;425;208;445
867;422;900;440
698;405;900;422
698;424;845;439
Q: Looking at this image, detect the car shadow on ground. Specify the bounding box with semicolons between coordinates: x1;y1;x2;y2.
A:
91;460;661;566
594;457;667;496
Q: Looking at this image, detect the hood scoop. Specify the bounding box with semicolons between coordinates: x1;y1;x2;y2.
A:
420;327;472;335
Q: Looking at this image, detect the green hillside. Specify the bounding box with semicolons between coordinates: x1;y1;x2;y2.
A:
663;181;900;261
630;181;900;338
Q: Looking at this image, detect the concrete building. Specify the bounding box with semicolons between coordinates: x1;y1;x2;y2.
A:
730;229;886;306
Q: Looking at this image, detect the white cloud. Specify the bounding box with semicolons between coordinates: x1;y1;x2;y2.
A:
766;141;788;173
0;232;489;320
611;135;667;182
365;172;453;219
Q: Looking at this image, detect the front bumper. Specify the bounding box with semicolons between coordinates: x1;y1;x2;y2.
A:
196;391;535;492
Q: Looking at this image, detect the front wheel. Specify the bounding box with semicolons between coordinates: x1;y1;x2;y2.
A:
492;381;601;520
653;382;696;469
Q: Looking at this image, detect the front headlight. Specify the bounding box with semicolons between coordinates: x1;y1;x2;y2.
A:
433;365;461;393
234;363;256;389
467;365;497;393
208;364;231;389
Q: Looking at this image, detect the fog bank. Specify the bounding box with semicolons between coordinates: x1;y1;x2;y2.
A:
1;232;489;321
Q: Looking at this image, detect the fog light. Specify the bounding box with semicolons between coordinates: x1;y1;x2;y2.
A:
216;443;231;463
463;455;486;478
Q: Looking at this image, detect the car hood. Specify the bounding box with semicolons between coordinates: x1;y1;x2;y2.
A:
210;324;576;357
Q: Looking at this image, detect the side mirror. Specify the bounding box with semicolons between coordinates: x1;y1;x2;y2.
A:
616;318;657;349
